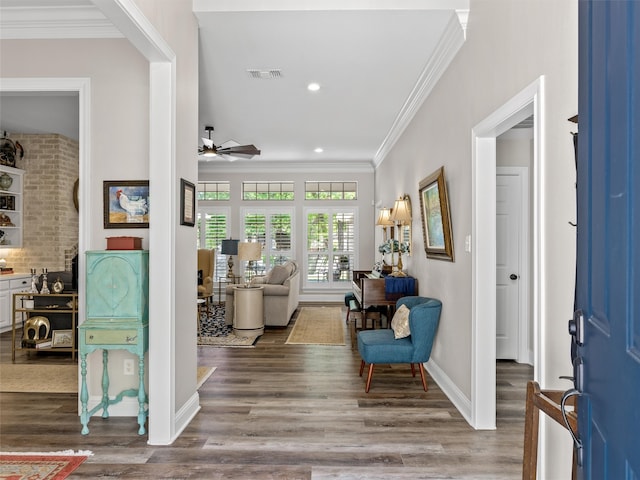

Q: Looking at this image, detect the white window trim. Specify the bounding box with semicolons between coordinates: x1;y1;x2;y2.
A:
239;207;296;273
303;206;359;290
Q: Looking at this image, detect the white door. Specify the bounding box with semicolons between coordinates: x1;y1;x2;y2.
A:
496;168;528;360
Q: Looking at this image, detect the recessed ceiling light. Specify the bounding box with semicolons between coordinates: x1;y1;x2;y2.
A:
307;83;321;92
314;148;323;153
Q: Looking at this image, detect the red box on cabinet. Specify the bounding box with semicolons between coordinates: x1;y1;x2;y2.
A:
106;236;142;250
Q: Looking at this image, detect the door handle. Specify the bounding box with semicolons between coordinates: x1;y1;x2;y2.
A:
509;274;518;280
561;388;584;467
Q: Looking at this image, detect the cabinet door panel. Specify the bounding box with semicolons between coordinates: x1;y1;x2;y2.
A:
86;252;148;320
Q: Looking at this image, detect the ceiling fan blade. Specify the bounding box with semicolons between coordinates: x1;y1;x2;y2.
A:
201;137;214;148
217;144;261;156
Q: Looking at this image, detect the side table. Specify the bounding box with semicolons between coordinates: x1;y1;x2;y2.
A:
232;285;264;337
218;275;240;305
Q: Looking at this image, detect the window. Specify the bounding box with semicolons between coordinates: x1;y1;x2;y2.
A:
242;208;294;279
305;181;357;200
197;181;230;201
243;181;294;200
304;208;357;288
196;208;229;280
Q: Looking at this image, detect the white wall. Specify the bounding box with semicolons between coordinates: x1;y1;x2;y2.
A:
375;0;577;477
133;0;200;428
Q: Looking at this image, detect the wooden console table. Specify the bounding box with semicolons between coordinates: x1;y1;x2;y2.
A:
522;381;578;479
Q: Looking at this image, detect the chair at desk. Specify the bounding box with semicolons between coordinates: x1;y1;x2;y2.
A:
346;297;384;348
357;296;442;393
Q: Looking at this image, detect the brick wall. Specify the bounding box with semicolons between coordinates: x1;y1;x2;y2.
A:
3;134;79;274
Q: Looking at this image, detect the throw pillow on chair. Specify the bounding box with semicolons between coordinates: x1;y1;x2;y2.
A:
390;304;411;339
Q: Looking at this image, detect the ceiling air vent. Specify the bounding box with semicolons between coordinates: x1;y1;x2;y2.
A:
247;69;282;79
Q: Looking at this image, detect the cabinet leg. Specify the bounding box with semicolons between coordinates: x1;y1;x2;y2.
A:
101;350;110;418
137;354;147;435
80;354;90;435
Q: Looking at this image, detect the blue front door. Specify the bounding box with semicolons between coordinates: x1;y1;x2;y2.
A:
575;0;640;478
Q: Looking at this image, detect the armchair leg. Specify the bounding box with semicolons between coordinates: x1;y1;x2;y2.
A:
359;360;365;377
418;363;428;392
410;363;416;377
365;364;375;393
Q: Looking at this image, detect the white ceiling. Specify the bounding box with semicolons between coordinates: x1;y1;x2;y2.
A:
0;0;469;168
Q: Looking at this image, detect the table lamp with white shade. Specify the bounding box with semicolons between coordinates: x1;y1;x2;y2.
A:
376;207;394;241
238;241;262;287
390;195;412;274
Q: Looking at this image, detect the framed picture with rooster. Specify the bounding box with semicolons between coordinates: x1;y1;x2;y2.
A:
103;180;150;228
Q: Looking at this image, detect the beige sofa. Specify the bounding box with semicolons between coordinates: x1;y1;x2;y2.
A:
225;260;300;327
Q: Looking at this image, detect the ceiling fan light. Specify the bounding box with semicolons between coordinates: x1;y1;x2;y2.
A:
202;149;217;157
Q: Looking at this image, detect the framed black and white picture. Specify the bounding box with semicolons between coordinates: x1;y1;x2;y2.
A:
180;178;196;227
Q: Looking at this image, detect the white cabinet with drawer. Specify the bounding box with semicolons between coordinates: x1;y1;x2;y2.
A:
0;274;30;332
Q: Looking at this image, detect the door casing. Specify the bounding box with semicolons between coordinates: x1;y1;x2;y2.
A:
471;76;544;432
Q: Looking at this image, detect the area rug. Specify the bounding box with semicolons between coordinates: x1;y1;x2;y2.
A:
0;364;77;393
285;306;345;345
1;364;217;393
0;450;91;480
198;305;259;348
196;366;216;389
198;305;232;337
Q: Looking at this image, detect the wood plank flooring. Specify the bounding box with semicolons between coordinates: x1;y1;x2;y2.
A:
1;305;532;479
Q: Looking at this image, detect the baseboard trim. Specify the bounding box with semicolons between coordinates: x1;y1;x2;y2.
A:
425;359;474;427
167;392;201;445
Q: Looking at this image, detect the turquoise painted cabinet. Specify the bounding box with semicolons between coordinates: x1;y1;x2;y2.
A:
79;250;149;435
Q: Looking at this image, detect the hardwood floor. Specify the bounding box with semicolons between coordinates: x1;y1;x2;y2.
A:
1;305;532;479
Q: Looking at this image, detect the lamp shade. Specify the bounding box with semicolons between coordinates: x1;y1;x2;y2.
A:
391;196;412;224
376;207;394;226
238;241;262;261
221;238;239;255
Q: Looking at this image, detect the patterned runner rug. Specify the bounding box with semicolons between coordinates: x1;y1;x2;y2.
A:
198;305;259;347
0;450;91;480
285;306;345;345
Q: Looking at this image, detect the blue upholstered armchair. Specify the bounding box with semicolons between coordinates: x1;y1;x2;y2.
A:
357;296;442;393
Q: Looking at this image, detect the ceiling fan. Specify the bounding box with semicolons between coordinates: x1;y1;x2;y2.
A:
198;125;260;161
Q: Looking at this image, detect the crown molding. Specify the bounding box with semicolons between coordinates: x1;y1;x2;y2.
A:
373;11;467;168
193;0;469;13
0;5;123;39
198;159;374;175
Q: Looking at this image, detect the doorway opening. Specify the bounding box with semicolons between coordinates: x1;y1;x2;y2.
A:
471;77;544;429
0;77;90;357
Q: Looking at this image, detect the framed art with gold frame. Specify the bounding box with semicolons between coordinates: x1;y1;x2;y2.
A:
52;329;73;348
418;166;454;261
